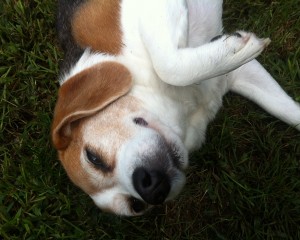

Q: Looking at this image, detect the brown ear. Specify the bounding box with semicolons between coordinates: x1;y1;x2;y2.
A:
52;62;132;150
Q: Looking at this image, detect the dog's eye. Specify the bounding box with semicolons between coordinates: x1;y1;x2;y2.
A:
130;197;147;214
133;117;148;126
85;149;111;172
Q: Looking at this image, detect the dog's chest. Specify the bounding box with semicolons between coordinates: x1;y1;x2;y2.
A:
116;2;227;150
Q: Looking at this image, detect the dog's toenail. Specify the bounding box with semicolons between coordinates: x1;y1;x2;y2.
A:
210;35;222;42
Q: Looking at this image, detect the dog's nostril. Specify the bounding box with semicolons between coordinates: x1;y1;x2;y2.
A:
132;167;170;205
133;117;148;126
142;172;152;188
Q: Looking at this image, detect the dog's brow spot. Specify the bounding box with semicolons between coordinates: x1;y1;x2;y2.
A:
133;117;148;126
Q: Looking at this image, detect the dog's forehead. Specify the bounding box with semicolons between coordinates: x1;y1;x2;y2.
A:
81;95;142;142
82;110;132;140
81;102;137;152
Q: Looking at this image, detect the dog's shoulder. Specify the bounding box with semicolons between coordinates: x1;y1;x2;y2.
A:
56;0;86;76
57;0;125;78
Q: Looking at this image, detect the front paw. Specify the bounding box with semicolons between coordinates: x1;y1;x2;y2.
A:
230;31;269;56
211;31;271;69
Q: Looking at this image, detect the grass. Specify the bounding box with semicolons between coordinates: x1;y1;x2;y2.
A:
0;0;299;239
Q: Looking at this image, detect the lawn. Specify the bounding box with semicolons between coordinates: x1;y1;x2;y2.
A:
1;0;300;239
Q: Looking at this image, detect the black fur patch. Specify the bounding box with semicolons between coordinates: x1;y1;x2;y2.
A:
56;0;86;76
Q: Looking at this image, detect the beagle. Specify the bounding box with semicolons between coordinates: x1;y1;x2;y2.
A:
53;0;300;216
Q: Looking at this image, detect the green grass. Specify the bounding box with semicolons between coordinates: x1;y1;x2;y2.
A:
1;0;299;239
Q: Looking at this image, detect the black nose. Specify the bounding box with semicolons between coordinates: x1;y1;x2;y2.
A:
132;167;171;205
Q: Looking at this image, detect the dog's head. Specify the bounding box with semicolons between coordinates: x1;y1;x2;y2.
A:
52;62;188;216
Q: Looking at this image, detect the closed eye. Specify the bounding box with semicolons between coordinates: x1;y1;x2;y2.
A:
85;148;112;172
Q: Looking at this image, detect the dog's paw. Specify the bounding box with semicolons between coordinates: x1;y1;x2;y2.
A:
228;31;270;58
211;31;271;69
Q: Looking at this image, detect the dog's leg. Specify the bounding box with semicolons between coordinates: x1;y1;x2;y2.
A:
186;0;223;47
138;0;270;86
228;59;300;130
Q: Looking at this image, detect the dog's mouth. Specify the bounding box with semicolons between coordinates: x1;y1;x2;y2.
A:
128;196;149;214
168;142;185;170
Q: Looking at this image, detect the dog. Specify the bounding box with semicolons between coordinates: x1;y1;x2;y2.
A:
52;0;300;216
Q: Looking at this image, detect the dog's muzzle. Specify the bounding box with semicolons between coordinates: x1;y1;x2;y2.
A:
130;135;184;205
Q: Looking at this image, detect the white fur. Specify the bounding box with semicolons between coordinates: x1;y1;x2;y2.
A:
62;0;300;216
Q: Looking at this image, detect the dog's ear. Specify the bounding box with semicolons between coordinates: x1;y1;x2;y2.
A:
52;62;132;150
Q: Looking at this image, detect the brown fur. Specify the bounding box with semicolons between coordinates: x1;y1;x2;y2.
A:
51;61;132;150
81;95;141;163
72;0;122;55
57;119;117;195
57;127;99;194
57;95;140;195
